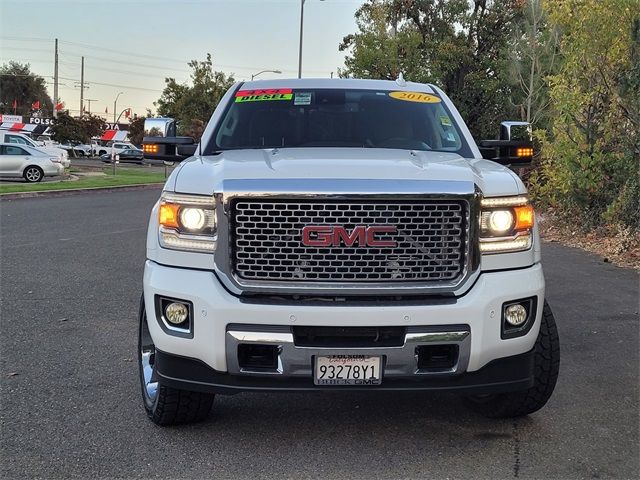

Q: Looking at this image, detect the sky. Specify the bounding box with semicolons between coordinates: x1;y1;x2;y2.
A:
0;0;364;120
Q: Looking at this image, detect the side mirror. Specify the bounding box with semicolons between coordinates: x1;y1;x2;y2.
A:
142;117;197;162
143;117;176;138
478;121;533;167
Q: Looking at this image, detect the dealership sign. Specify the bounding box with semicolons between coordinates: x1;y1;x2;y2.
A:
0;115;23;123
29;117;54;125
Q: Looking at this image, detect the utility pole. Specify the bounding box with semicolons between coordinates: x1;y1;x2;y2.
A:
80;56;84;117
298;0;305;78
85;99;97;115
53;38;58;118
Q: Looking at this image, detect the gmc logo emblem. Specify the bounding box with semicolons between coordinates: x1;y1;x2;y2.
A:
301;225;398;247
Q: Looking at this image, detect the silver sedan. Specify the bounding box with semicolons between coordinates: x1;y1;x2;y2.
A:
0;143;65;182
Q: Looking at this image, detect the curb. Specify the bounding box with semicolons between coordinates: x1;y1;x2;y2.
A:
0;182;164;200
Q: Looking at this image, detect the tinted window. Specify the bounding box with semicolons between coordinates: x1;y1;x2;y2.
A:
2;145;28;155
6;135;30;145
211;88;471;156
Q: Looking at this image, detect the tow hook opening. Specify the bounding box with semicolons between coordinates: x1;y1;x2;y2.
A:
238;344;280;372
415;344;459;372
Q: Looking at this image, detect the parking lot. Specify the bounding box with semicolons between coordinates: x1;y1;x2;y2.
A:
0;189;638;479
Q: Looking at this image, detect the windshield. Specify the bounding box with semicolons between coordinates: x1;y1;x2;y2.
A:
211;88;472;156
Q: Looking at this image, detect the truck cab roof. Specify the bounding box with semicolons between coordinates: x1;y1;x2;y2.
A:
239;77;437;93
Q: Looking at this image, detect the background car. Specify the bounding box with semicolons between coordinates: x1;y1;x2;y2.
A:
106;142;142;155
0;142;64;182
100;148;145;164
0;131;70;168
59;141;90;157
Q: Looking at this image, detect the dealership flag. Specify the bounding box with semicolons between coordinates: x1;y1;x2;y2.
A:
105;107;108;114
124;108;131;118
12;99;17;112
31;100;40;110
55;102;64;111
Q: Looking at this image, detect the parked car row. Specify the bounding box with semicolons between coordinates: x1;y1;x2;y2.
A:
0;131;70;167
58;141;142;157
0;142;65;182
0;132;145;182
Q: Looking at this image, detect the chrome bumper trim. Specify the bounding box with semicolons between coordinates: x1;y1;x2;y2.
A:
225;325;471;377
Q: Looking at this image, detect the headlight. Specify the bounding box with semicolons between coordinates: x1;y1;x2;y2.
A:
158;192;217;253
480;196;534;254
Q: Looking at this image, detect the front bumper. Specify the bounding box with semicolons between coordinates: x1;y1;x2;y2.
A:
155;347;535;395
144;260;544;391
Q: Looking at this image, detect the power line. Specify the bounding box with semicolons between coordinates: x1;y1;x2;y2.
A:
3;39;331;75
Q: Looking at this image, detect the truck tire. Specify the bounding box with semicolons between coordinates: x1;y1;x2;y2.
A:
138;295;214;426
464;301;560;418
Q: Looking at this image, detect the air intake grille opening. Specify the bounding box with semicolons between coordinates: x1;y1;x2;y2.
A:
294;326;406;347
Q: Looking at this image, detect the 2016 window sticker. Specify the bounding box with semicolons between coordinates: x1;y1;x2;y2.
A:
235;88;293;103
388;91;441;103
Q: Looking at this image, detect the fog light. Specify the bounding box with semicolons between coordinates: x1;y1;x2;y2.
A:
165;302;188;325
505;304;527;326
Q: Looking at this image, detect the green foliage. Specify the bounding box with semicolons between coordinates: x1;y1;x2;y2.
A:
0;62;53;115
341;0;639;232
339;0;523;139
507;0;559;128
155;54;234;140
50;112;106;144
534;0;639;230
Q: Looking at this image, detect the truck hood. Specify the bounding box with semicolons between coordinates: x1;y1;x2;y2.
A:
170;148;525;197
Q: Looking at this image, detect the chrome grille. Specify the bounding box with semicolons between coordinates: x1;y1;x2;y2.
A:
232;199;467;283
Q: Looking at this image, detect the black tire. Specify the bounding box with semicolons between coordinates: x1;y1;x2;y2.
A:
138;295;214;426
465;301;560;418
23;166;44;183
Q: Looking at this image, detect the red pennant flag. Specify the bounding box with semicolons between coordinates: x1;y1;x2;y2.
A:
31;100;40;110
12;99;17;109
124;108;131;118
55;102;64;111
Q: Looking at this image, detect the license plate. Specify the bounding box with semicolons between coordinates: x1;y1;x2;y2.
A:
314;355;382;386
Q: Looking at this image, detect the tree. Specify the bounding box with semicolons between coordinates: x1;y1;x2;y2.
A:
128;116;145;146
155;54;234;140
507;0;559;127
534;0;639;228
339;0;525;139
0;62;53;116
50;112;106;144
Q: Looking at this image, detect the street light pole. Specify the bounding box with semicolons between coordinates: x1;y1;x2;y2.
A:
114;92;123;123
298;0;305;79
298;0;325;79
251;69;282;81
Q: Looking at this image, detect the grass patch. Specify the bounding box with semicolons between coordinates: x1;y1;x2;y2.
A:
0;168;166;194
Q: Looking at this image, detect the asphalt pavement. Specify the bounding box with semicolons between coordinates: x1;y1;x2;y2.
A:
0;189;638;479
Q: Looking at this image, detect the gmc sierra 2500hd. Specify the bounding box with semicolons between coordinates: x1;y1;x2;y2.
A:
139;78;560;426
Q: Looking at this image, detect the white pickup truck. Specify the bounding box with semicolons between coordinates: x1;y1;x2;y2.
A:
139;78;560;426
